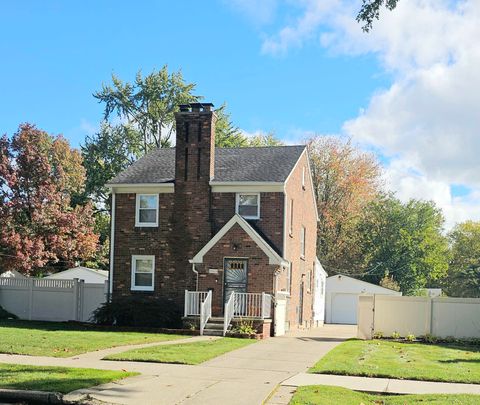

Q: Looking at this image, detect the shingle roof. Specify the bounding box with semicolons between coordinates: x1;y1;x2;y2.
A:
108;145;306;184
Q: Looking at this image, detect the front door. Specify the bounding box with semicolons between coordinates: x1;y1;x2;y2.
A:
224;259;248;307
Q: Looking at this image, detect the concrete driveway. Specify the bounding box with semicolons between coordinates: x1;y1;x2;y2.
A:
67;325;356;405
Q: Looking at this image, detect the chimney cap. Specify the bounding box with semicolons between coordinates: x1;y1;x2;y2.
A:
178;102;214;112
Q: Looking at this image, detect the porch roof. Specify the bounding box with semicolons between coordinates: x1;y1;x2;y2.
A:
189;214;289;267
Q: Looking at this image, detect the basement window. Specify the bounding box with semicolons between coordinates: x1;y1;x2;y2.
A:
236;193;260;219
131;255;155;291
135;194;158;227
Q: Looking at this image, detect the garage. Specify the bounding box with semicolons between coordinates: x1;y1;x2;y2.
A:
326;274;402;325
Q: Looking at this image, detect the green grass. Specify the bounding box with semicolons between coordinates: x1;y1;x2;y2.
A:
104;337;256;364
290;385;480;405
310;339;480;384
0;363;136;394
0;320;186;357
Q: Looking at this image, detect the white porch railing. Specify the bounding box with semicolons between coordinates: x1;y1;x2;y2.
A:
223;292;235;336
234;292;272;319
200;291;212;336
184;290;209;317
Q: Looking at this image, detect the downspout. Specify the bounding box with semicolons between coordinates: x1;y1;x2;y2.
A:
191;263;199;291
108;192;116;300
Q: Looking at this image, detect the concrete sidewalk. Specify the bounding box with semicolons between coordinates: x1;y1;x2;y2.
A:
281;373;480;395
0;325;356;405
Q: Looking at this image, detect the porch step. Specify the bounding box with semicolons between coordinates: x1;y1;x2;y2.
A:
203;329;224;336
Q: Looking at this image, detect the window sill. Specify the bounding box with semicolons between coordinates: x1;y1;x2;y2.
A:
300;255;305;261
289;232;293;238
131;288;155;292
135;223;158;228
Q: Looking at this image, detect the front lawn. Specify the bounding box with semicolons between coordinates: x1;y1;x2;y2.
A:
290;385;480;405
310;339;480;384
104;337;256;364
0;320;185;357
0;363;136;394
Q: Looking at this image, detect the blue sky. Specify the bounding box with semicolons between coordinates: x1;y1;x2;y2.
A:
1;0;479;228
0;1;388;147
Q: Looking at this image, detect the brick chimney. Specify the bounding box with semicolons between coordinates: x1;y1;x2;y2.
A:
171;103;216;297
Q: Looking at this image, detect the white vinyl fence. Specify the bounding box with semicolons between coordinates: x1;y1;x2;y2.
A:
358;294;480;340
0;278;107;322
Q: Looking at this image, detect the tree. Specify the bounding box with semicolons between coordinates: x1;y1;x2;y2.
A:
248;132;284;147
0;124;98;275
357;0;400;32
94;67;198;150
444;221;480;298
308;136;382;274
357;195;450;294
214;103;249;148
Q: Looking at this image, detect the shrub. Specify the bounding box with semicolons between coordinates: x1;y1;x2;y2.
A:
92;295;182;328
405;333;416;342
0;305;17;320
373;331;384;339
423;333;438;344
232;319;256;335
391;331;401;340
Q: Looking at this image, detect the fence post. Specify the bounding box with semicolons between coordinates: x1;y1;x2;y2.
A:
78;280;85;321
73;279;79;321
184;290;188;317
28;278;34;320
426;297;433;336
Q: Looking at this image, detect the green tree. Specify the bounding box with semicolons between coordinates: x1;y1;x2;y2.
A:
248;132;284;147
94;67;198;150
358;195;450;294
444;221;480;298
357;0;400;32
214;103;248;148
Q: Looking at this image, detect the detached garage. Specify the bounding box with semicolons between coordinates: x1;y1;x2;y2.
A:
326;274;402;324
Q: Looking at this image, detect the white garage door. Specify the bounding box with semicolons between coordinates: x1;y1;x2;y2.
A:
331;293;358;324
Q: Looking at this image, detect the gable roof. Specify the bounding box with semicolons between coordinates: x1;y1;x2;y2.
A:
190;214;288;266
107;145;306;185
327;274;402;295
45;266;109;279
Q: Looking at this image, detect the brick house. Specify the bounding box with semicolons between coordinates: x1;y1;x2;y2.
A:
107;103;324;336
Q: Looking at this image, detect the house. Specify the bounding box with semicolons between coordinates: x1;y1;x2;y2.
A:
0;270;26;278
107;102;320;336
326;274;402;325
45;266;108;284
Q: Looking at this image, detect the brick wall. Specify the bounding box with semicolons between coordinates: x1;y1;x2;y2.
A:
283;151;318;329
211;192;284;254
112;193;178;299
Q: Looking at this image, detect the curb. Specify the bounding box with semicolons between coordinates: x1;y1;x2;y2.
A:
0;388;63;404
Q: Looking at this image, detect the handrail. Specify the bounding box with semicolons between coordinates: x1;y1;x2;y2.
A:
200;290;212;336
223;291;235;336
184;290;208;317
234;292;272;319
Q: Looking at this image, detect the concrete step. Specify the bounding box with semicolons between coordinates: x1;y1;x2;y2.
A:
203;329;224;336
205;322;224;330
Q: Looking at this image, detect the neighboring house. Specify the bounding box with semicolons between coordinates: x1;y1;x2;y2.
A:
107;102;320;335
0;270;26;278
326;274;402;325
45;266;108;284
420;288;442;298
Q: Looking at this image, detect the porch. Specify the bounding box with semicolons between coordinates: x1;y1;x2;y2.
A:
184;290;273;336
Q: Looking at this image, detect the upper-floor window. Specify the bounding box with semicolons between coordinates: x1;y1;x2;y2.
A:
300;225;306;258
236;193;260;220
131;255;155;291
135;194;158;227
302;166;306;190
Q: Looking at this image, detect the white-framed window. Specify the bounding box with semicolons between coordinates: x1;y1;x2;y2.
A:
236;193;260;219
300;226;306;258
131;255;155;291
302;166;306;190
135;194;159;227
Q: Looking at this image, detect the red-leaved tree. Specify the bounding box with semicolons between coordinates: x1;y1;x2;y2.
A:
0;124;99;275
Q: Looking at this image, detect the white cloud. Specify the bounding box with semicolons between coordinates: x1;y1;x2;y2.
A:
227;0;279;26
253;0;480;228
